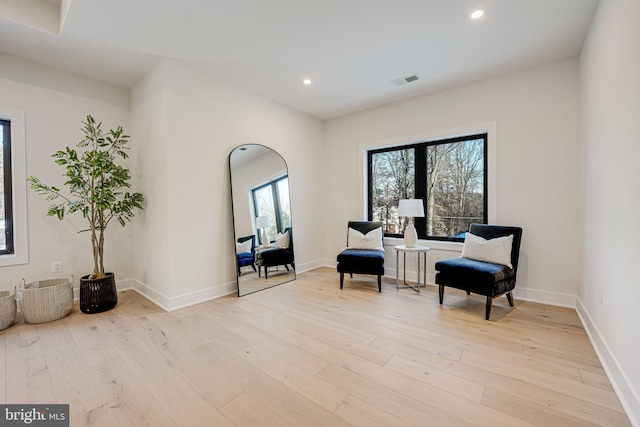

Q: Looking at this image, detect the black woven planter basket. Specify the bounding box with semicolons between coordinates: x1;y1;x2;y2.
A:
80;273;117;314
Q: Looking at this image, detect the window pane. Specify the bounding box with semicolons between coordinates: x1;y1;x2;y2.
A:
426;138;485;238
370;148;415;234
277;178;291;229
254;186;277;242
0;122;5;251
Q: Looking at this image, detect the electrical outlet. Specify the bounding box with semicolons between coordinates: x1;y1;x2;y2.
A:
51;261;63;273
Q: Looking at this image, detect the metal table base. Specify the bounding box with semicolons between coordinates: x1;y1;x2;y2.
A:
395;245;429;293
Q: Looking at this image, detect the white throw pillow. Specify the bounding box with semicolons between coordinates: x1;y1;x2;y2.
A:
461;232;513;268
275;230;290;249
236;240;252;254
347;227;384;251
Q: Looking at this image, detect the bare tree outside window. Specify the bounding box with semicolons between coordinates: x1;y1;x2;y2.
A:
254;185;277;240
370;148;414;234
427;138;485;238
369;134;486;241
253;176;291;243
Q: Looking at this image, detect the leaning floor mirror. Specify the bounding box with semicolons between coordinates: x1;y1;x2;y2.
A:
229;144;295;296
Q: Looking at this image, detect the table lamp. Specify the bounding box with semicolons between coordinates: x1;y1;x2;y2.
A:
255;215;272;246
397;199;424;248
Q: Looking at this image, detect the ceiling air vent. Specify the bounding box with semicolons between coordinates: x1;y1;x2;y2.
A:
391;74;420;87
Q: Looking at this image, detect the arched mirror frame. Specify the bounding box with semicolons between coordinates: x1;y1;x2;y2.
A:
229;144;295;296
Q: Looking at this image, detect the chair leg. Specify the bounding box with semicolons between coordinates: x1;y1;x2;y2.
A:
350;273;353;278
438;285;444;304
486;297;493;320
265;268;269;280
340;272;344;289
284;265;290;271
377;275;382;292
506;291;514;307
466;290;471;296
251;264;256;272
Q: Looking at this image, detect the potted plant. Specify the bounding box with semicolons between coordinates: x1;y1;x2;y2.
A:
28;115;144;314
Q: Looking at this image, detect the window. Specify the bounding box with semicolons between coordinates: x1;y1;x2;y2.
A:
0;119;13;254
253;176;291;243
0;107;27;267
368;133;487;242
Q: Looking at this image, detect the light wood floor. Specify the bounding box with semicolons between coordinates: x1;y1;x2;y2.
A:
237;267;295;296
1;267;631;426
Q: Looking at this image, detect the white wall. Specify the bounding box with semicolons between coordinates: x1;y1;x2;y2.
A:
579;0;640;424
131;59;324;310
130;60;172;299
323;58;582;306
0;52;132;293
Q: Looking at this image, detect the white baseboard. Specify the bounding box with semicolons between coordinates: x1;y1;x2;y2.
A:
512;286;576;308
115;278;137;292
71;277;141;301
126;278;237;312
296;258;326;274
576;298;640;427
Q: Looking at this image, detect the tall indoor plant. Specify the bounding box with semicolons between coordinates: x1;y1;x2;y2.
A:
28;115;144;313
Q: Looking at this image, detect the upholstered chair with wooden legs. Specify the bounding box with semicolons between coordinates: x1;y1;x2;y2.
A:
337;221;385;292
435;224;523;320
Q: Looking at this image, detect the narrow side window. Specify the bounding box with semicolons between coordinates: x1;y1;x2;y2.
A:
0;119;13;255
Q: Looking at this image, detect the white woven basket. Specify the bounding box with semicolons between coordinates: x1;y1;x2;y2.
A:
0;288;17;331
19;276;74;324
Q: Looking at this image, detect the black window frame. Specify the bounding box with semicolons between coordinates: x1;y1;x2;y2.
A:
367;133;488;243
252;175;290;235
1;118;14;255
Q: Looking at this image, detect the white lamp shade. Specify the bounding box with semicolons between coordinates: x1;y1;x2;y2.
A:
255;215;272;229
397;199;424;218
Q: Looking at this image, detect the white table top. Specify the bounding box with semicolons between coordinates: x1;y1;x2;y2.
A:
394;244;430;252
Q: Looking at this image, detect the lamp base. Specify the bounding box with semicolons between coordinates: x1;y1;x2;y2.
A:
404;224;418;248
261;229;269;246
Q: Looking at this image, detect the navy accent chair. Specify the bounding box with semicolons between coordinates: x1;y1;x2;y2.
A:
256;227;294;279
337;221;385;292
435;224;523;320
236;235;256;276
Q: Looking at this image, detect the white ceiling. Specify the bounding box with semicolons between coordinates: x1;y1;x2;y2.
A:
0;0;599;119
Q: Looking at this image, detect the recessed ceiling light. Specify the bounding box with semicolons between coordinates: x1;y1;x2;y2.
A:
471;9;485;19
303;79;312;85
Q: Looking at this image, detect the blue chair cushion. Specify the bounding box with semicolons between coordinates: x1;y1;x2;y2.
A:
237;252;254;266
337;249;385;275
435;257;513;287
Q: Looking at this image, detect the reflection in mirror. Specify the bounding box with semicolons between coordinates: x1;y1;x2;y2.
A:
229;144;295;296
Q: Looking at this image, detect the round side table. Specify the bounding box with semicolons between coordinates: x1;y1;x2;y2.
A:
394;244;429;293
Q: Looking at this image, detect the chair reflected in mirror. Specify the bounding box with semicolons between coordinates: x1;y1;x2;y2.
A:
256;227;294;279
236;235;256;276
